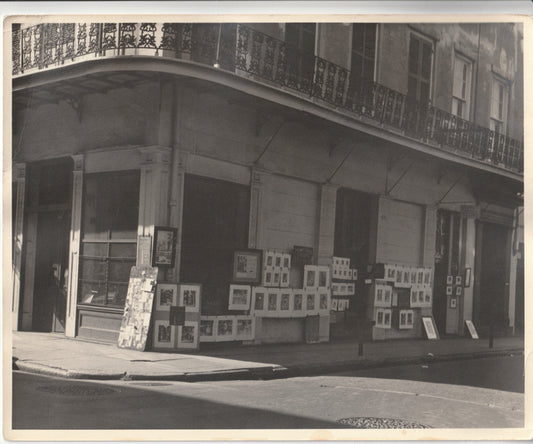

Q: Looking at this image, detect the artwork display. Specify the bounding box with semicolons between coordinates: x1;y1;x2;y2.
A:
446;285;453;296
446;275;454;285
279;290;292;317
374;281;392;307
199;317;216;342
399;310;414;329
155;284;177;311
332;256;351;280
304;265;318;290
233;249;262;283
216;317;235;341
375;308;392;328
318;291;330;313
455;275;462;286
292;291;304;316
180;284;200;312
456;286;462;296
154;320;175;348
410;285;432;308
235;316;255;340
450;298;457;309
177;322;198;349
251;287;267;315
317;266;330;289
305;292;317;314
228;284;252;311
422;316;439;340
262;250;291;287
267;290;280;314
152;227;177;267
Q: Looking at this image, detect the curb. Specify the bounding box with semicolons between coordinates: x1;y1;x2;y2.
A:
13;348;521;382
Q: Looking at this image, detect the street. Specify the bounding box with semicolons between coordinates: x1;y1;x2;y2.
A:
12;354;523;429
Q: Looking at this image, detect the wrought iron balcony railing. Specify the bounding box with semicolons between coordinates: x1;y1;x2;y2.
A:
12;23;523;174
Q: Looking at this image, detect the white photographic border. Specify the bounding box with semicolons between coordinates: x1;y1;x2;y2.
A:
215;316;236;342
278;289;293;317
199;316;216;343
251;286;268;315
177;321;198;349
154;320;175;348
228;284;252;311
155;283;178;311
179;283;201;312
234;316;255;341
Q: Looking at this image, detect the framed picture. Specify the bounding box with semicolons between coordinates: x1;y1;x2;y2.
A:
274;252;283;268
464;268;472;287
455;275;462;286
399;309;414;329
179;284;200;312
215;317;235;341
279;290;292;317
263;268;274;287
465;319;479;339
199;317;216;343
317;266;330;289
304;265;317;290
446;285;453;296
177;321;198;349
266;289;280;314
422;316;439;340
282;253;291;270
235;316;255;340
305;291;316;313
456;286;463;296
280;270;290;287
450;298;457;309
318;291;330;313
292;291;304;316
228;284;251;311
152;226;177;267
155;284;177;311
154;320;175;348
233;249;262;284
446;275;453;285
264;250;275;268
251;287;267;315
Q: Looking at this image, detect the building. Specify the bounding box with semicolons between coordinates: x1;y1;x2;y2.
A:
10;22;524;346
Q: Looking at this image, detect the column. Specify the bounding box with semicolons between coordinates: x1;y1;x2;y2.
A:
65;155;84;337
248;168;264;249
12;163;26;330
461;217;476;333
317;184;338;266
168;149;187;282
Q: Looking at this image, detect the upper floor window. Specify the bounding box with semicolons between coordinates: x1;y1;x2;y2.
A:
351;23;377;81
285;23;316;54
490;77;508;134
284;23;316;91
408;33;434;104
452;54;472;120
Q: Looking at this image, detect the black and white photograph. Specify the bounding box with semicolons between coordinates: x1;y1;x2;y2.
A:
5;5;530;442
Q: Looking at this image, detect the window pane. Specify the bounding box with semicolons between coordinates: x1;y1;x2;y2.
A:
421;42;432;79
81;243;107;257
80;258;106;281
363;24;376;58
408;36;419;75
352;24;364;54
109;243;136;258
79;281;106;305
109;259;135;283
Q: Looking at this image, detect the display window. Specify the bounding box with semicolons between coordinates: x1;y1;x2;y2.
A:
78;170;140;309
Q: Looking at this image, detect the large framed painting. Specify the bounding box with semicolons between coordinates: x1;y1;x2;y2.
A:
152;226;177;268
232;249;263;284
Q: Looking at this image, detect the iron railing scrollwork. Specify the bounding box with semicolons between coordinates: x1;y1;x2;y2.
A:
11;22;523;173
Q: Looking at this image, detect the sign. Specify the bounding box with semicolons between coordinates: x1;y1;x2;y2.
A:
292;245;314;266
169;306;185;326
117;266;158;351
136;235;152;266
465;320;479;339
421;316;439;340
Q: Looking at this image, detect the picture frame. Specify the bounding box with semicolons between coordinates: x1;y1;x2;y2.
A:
464;267;472;287
251;287;267;315
305;291;317;314
215;316;235;342
399;309;414;329
278;290;293;317
446;285;453;296
232;249;263;284
266;289;280;315
179;284;201;312
154;320;175;348
292;290;305;316
318;291;330;313
456;286;463;296
303;265;318;290
317;265;330;289
199;316;216;343
450;298;457;309
421;316;439;340
446;275;453;285
228;284;251;311
455;275;463;286
152;226;177;268
155;283;178;311
234;316;255;341
465;319;479;339
177;321;198;349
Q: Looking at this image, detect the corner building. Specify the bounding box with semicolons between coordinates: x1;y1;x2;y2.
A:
11;22;524;345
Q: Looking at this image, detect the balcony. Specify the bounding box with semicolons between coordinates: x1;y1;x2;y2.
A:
12;22;523;174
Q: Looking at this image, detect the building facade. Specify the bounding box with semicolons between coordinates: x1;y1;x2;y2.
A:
10;22;524;345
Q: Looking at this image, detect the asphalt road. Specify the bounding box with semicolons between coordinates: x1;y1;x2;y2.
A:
11;354;524;430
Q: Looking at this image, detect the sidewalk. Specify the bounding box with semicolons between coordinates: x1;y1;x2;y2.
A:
11;331;523;381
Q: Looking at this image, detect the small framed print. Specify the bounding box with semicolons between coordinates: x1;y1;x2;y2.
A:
263;268;274;287
228;284;251;311
417;270;424;284
266;290;280;314
424;268;432;285
410;287;418;306
464;267;472;288
292;291;304;316
450;298;457;309
264;250;275;268
199;317;216;343
177;321;198;349
446;285;453;296
282;253;291;270
233;249;262;284
410;270;418;284
279;290;292;317
346;283;355;295
152;226;177;267
465;319;479;339
154;320;175;348
304;265;318;290
331;298;338;311
399;309;414;329
235;316;255;340
318;291;330;313
418;289;424;303
352;269;358;280
317;266;330;289
386;265;396;280
446;275;454;285
424;288;432;305
251;287;267;315
280;270;290;287
274;252;283;268
395;267;403;286
422;316;439;340
156;284;177;311
180;284;200;312
403;269;410;284
216;317;235;341
305;292;316;313
273;271;281;286
456;286;463;296
455;275;462;286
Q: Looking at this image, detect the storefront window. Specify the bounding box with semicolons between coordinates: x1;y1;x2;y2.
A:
78;171;140;309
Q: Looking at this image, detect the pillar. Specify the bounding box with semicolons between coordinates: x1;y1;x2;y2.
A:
12;163;26;330
317;183;338;266
248;168;264;249
65;155;84;337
